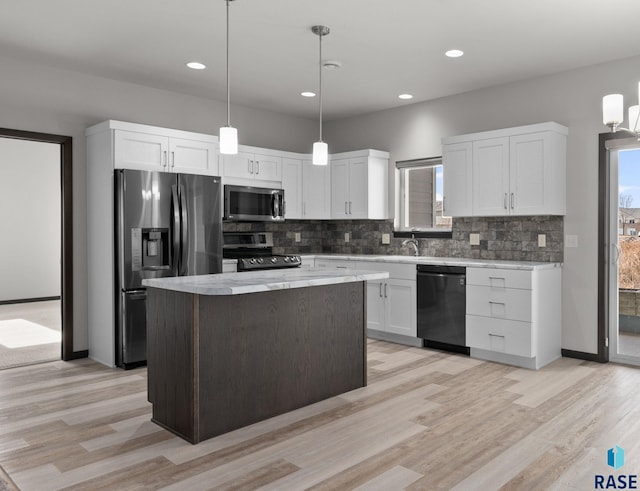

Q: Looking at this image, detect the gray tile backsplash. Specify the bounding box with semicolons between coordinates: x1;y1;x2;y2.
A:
223;216;563;262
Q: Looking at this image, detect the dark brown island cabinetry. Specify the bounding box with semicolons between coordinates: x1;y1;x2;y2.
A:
145;275;374;444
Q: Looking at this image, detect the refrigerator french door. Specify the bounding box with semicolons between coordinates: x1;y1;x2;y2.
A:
115;169;222;368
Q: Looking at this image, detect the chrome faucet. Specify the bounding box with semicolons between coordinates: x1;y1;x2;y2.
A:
401;238;419;256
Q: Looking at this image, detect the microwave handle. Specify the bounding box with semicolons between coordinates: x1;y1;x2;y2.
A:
272;192;284;219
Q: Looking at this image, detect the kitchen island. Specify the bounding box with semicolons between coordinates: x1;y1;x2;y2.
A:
142;267;388;444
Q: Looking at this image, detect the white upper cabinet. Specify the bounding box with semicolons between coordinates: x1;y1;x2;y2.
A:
169;138;217;176
472;137;510;216
109;124;218;175
442;122;567;217
281;157;303;219
442;142;472;217
114;131;168;171
509;131;565;215
281;157;331;219
331;158;350;218
302;159;331;219
330;150;390;220
222;148;282;183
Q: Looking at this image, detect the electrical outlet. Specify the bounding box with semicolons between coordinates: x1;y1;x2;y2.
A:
469;233;480;246
566;235;578;248
538;234;546;247
344;232;350;243
381;233;390;244
295;232;301;243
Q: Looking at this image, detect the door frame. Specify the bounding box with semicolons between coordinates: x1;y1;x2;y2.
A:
598;131;640;364
0;127;76;361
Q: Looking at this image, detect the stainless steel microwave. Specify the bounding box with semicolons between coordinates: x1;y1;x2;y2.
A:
223;185;285;222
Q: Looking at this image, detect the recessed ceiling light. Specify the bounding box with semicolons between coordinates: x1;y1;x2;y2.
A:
186;62;206;70
398;94;413;100
445;49;464;58
301;91;316;98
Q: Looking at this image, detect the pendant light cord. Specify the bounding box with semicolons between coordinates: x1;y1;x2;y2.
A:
226;0;231;127
318;30;323;142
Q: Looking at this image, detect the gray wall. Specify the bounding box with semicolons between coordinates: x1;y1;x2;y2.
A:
0;53;317;352
0;138;61;302
325;54;640;355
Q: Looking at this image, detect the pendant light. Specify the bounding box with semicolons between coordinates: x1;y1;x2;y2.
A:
219;0;238;154
312;25;330;165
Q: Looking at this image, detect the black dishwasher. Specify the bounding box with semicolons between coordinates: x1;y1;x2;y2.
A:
417;265;469;355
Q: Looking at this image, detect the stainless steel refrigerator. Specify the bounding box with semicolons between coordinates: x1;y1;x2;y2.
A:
115;169;222;369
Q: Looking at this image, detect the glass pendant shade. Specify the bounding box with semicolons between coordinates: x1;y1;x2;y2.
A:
603;94;624;126
629;105;640;133
312;141;328;166
219;126;238;155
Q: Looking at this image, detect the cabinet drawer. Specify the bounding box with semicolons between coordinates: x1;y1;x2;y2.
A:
466;285;532;322
467;267;531;290
315;259;355;270
466;315;533;357
357;261;415;280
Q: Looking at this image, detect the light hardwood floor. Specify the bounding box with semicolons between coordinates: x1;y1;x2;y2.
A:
0;340;638;490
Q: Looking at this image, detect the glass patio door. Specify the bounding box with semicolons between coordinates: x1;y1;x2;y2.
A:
610;146;640;365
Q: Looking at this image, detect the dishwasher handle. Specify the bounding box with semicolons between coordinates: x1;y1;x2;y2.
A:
416;264;466;275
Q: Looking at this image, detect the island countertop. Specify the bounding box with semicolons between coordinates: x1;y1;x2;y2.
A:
142;267;389;295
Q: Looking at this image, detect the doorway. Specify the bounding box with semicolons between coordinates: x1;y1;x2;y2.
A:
608;143;640;365
0;128;74;366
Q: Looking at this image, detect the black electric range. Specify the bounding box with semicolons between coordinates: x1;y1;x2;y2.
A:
223;232;301;272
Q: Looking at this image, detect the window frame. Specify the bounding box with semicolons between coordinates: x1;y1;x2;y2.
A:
394;157;452;239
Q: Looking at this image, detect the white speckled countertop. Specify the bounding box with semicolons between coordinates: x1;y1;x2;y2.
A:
308;254;561;271
142;268;388;295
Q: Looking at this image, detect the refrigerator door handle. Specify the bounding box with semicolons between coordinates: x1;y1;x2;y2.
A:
171;185;181;274
179;184;189;276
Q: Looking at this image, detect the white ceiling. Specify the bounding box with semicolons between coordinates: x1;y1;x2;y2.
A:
2;0;640;121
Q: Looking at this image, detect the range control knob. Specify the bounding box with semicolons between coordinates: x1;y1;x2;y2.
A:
257;258;264;264
270;257;278;264
284;256;290;262
249;258;256;264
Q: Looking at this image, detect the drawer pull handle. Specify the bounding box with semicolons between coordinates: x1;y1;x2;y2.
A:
488;301;505;305
488;334;505;339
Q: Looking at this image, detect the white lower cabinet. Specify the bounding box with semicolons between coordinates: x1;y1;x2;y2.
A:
465;266;562;369
361;262;417;340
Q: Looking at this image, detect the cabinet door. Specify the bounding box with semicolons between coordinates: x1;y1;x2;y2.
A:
347;157;368;218
472;137;510;216
366;280;386;332
386;279;417;337
509;132;551;215
302;159;331;219
253;153;282;181
222;152;254;179
331;158;350;218
114;130;169;171
169;138;217;176
281;158;303;219
442;142;472;216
